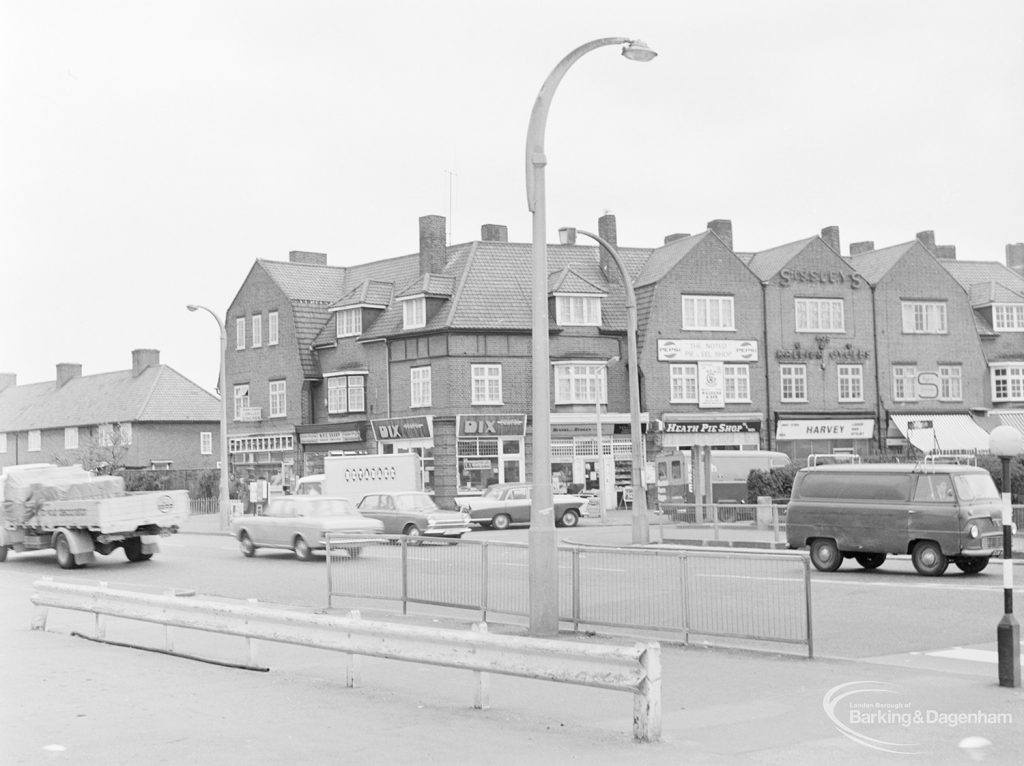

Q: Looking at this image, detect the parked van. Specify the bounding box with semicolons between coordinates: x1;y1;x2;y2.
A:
785;463;1004;576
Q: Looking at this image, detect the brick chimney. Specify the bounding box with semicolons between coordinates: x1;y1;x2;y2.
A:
419;214;447;275
132;349;160;377
916;230;937;254
1006;243;1024;277
0;373;17;392
707;219;733;251
56;363;82;388
935;244;957;260
849;241;874;255
480;224;508;242
288;251;327;265
598;213;619;283
821;226;841;255
664;233;691;244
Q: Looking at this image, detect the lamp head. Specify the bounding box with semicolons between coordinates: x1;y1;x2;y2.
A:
989;425;1024;458
558;227;576;245
622;40;657;63
187;305;198;312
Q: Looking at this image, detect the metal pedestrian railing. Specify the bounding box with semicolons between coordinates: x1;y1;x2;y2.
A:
326;535;813;657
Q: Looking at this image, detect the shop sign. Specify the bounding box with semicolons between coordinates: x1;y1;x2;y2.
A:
370;416;432;440
663;420;761;435
462;459;493;470
298;429;362;444
776;419;875;440
457;414;527;437
658;339;758;363
777;268;864;288
697;361;725;409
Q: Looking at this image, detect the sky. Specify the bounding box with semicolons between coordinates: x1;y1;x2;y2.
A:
2;0;1022;395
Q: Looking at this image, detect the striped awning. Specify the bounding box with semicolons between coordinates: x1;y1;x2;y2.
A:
890;414;992;453
991;410;1024;436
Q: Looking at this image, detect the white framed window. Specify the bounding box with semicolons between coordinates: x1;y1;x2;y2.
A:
471;364;503;405
327;376;366;413
795;298;845;332
554;363;607;405
901;301;947;334
0;432;6;453
403;298;426;329
268;311;279;345
336;308;362;338
938;365;962;401
28;429;41;452
892;365;917;401
780;365;807;402
410;366;431;407
993;364;1024;402
269;380;286;418
993;304;1024;331
723;365;751;402
64;427;79;450
235;317;246;350
233;384;250;420
669;364;698;403
837;365;863;402
251;314;262;347
200;432;213;455
555;295;601;326
682;295;734;330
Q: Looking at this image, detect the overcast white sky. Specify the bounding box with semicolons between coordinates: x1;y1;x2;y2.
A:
2;0;1022;394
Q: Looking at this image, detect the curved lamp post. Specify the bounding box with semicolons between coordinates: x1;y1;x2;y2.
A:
593;355;620;523
187;304;231;531
990;424;1023;687
525;38;656;636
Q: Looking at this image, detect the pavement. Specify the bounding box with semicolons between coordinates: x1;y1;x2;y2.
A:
4;512;1024;765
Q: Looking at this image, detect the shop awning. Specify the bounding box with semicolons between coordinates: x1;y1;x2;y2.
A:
991;410;1024;436
889;414;991;453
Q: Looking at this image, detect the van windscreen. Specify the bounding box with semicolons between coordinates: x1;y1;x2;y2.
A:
953;473;1000;501
798;472;913;501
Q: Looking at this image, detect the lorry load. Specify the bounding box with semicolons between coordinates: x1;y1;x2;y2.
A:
1;463;189;569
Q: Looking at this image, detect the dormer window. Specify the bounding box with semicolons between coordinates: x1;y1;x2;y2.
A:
337;308;362;337
402;297;426;329
555;295;601;326
993;303;1024;331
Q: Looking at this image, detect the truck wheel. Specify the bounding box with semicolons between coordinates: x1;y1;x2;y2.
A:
0;546;7;562
809;538;842;572
558;509;579;528
123;538;153;563
491;514;512;531
54;533;78;570
911;541;948;576
294;536;314;561
955;557;989;574
854;553;886;570
239;532;256;557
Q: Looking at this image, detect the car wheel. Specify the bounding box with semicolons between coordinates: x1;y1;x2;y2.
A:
294;536;314;561
0;545;7;563
346;546;362;559
911;540;948;576
559;509;579;528
403;525;423;545
854;552;886;570
809;538;842;572
239;532;256;557
716;506;738;523
123;537;153;563
492;514;512;531
955;557;989;574
54;533;78;570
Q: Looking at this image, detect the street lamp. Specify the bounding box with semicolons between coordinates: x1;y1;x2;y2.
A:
525;38;656;636
990;424;1023;688
187;304;231;531
592;356;620;523
561;228;649;545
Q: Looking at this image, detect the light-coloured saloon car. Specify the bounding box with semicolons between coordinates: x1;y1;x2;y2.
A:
230;496;383;560
456;483;586;530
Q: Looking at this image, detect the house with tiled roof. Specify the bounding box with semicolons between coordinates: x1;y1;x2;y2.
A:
0;349;220;471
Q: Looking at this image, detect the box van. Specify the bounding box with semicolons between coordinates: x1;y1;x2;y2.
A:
785;463;1004;576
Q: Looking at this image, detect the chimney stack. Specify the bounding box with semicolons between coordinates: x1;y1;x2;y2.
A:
707;219;733;251
480;224;508;242
849;241;875;255
935;244;957;260
664;233;691;244
56;363;82;388
0;373;17;392
419;214;447;275
132;349;160;377
916;230;937;254
598;213;619;283
821;226;841;255
1006;243;1024;277
288;251;327;265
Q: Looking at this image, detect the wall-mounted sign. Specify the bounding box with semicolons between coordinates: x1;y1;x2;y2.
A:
697;361;725;409
774;342;870;363
370;416;432;441
775;419;875;440
298;430;362;445
777;268;864;288
457;414;527;437
663;420;761;435
658;339;759;363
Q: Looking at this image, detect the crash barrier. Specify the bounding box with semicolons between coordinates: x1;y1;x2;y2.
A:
30;578;662;742
327;536;813;657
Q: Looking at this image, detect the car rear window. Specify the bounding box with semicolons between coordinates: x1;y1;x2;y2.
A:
797;472;912;501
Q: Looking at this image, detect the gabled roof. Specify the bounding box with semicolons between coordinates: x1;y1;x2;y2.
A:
330;279;393;310
942;260;1024;301
548;267;606;295
745;236;816;281
0;366;220;431
397;272;456;299
258;259;348;302
846;242;917;284
635;232;706;288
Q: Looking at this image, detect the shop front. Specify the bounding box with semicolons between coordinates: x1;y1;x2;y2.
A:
369;415;435;493
455;413;527;495
774;416;876;463
886;412;992;456
228;431;296;496
295;422;368;476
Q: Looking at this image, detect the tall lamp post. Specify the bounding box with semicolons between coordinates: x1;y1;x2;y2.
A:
187;304;231;531
525;38;656;636
561;228;649;544
990;425;1023;688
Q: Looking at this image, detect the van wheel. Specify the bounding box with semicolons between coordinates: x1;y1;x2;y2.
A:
809;538;842;572
854;552;887;570
955;557;989;574
911;541;948;576
716;506;737;523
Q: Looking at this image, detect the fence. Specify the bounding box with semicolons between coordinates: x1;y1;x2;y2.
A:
188;498;245;516
326;536;813;657
657;500;788;545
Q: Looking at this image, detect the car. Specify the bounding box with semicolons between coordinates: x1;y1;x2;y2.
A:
229;496;383;560
355;491;472;540
455;483;586;530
